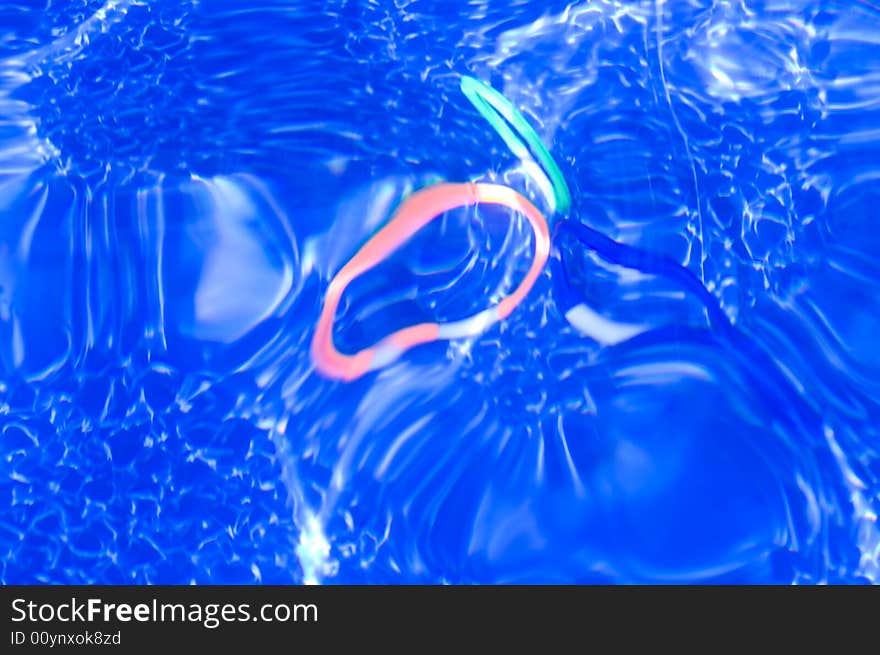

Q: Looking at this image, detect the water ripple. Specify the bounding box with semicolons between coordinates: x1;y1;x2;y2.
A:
0;0;877;583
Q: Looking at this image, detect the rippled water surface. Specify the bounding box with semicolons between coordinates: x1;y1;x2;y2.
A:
1;0;878;583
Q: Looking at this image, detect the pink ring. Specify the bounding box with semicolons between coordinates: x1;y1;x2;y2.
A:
311;182;550;381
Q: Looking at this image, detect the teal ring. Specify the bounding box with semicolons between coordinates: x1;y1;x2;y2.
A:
460;75;571;215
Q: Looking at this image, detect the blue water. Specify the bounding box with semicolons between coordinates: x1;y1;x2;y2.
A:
1;0;878;584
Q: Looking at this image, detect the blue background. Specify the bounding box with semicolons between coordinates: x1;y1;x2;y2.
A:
0;0;878;583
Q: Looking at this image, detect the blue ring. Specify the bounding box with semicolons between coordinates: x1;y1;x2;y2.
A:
550;220;730;331
550;219;821;439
